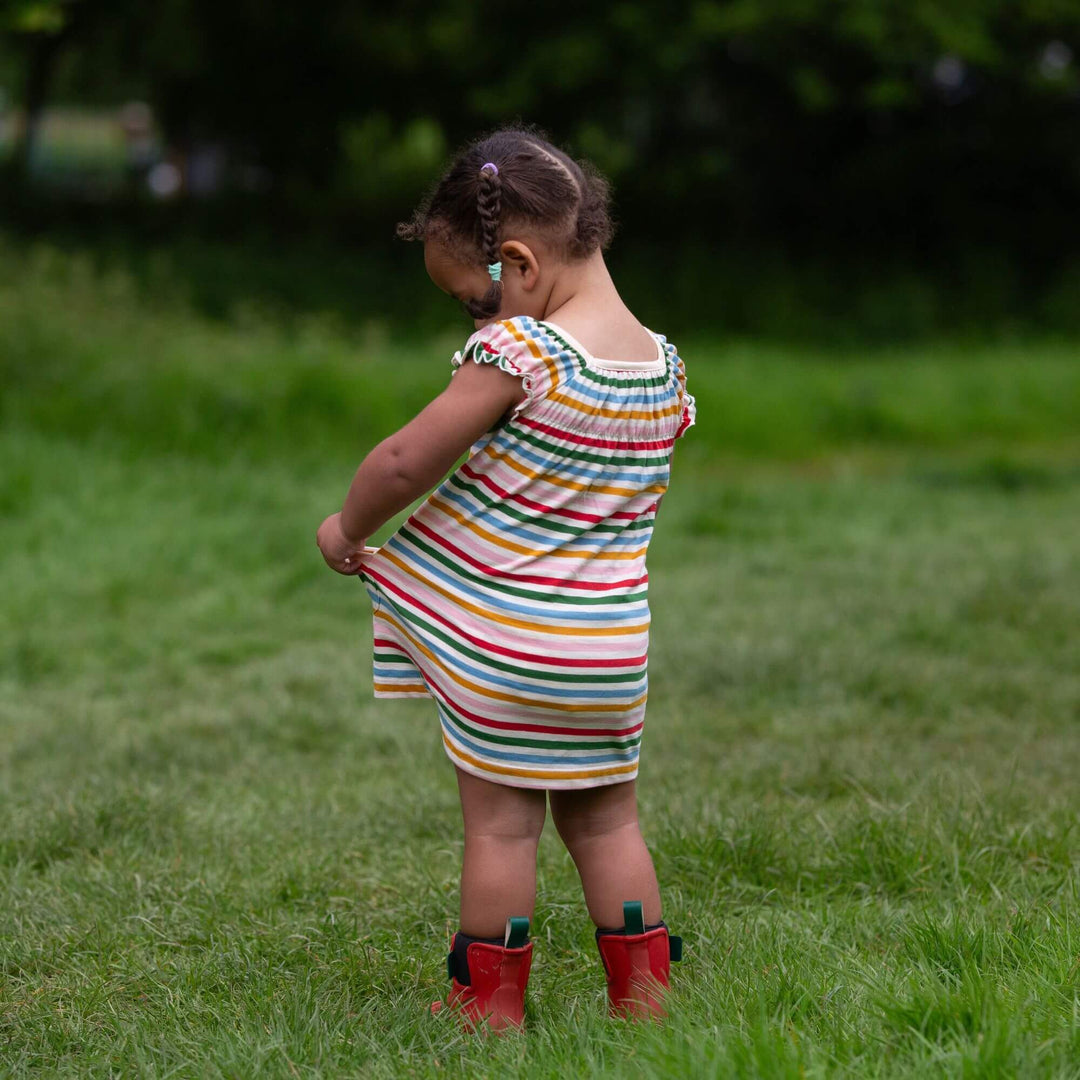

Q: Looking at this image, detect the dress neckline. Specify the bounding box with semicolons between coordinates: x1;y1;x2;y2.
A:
539;320;667;372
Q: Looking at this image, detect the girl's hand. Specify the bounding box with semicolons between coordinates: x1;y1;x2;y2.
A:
316;512;367;575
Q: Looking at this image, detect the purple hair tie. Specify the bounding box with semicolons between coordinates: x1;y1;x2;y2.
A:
480;162;499;175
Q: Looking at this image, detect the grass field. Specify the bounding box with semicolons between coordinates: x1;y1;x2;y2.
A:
1;242;1079;1077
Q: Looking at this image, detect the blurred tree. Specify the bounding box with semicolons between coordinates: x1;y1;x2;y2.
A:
0;0;1077;262
1;0;95;182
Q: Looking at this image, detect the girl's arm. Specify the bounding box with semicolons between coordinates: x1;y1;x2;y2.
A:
316;360;526;573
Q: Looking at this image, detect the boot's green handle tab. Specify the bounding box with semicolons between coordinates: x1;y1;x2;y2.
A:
623;901;646;936
669;935;683;961
504;916;530;949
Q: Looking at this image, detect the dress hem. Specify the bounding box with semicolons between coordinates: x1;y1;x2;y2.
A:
442;739;640;791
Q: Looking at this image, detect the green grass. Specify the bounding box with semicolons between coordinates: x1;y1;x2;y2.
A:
1;242;1080;1076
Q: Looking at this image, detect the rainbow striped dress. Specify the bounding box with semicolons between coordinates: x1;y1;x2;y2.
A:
358;316;695;790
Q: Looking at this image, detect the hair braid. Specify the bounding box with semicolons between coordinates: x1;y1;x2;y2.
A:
473;165;504;318
397;129;615;318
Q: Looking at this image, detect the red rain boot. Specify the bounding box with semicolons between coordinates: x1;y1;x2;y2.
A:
431;916;532;1032
596;901;682;1020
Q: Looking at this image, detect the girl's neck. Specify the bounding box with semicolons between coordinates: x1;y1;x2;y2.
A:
537;251;656;363
541;251;622;323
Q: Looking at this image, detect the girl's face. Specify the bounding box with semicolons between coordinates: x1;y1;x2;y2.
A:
424;238;546;329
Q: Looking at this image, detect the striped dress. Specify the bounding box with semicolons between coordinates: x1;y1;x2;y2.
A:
358;316;695;790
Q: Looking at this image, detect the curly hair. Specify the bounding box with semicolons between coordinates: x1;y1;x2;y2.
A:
397;128;615;319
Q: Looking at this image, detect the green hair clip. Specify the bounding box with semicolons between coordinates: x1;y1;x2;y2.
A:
487;262;503;282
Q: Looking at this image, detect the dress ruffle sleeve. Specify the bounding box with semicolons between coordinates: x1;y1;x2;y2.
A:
673;351;696;438
450;318;553;419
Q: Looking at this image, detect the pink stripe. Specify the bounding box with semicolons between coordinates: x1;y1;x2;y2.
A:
519;414;676;452
410;518;648;591
368;567;646;667
460;462;649;526
373;638;645;738
460;462;644;524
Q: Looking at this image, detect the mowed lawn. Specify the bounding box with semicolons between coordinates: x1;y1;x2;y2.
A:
2;246;1080;1076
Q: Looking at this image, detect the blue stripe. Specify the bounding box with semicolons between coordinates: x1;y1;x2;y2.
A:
437;486;648;550
438;708;640;767
379;535;651;622
561;375;676;407
375;589;647;700
445;470;656;538
473;323;579;385
510;325;677;402
508;323;578;383
488;431;672;487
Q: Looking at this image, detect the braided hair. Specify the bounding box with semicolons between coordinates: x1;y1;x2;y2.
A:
398;128;615;320
474;162;503;319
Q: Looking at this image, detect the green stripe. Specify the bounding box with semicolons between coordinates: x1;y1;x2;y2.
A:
540;324;672;388
443;473;655;542
377;589;646;686
437;698;643;754
574;363;673;392
503;421;674;470
395;526;649;608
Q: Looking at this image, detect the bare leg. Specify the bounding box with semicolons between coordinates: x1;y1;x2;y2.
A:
549;780;662;929
456;767;547;938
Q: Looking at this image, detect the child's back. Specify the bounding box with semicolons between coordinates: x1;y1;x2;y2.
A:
361;315;694;790
316;129;692;1031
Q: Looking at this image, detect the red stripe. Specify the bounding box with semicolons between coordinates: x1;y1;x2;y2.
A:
409;518;647;591
432;675;644;740
459;463;647;526
461;462;595;522
372;639;645;738
366;568;646;668
518;415;676;452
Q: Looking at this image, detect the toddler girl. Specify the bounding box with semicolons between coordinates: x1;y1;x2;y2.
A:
316;129;694;1030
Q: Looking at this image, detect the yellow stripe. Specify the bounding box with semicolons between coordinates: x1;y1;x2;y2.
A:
499;319;678;421
481;443;668;499
375;682;429;695
376;549;649;637
373;608;647;714
501;319;561;389
549;389;680;422
428;494;647;561
444;733;639;782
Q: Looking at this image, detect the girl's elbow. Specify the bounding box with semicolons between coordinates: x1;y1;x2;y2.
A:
382;443;432;494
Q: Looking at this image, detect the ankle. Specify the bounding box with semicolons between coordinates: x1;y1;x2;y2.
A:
596;920;667;938
449;916;532;985
449;932;504;985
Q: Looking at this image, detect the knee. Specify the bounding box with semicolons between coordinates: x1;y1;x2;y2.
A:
465;802;546;847
555;815;640;860
457;768;547;845
550;787;640;856
468;819;544;848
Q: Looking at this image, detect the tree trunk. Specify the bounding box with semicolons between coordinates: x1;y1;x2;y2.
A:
12;31;67;186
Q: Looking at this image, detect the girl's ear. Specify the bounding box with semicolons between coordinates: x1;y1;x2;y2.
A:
499;240;540;292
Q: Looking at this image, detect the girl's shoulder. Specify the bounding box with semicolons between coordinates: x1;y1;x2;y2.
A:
451;315;695;437
458;316;686;371
453;315;690;398
450;318;557;416
451;316;560;384
456;315;550;362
